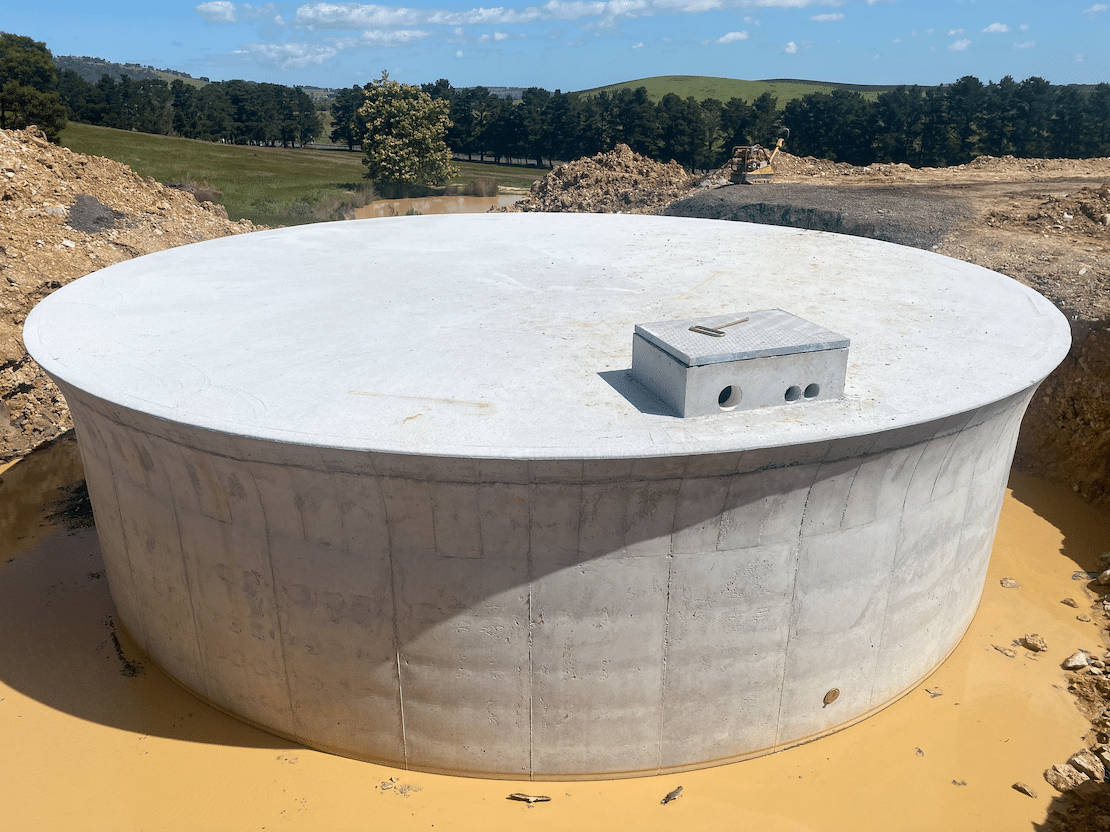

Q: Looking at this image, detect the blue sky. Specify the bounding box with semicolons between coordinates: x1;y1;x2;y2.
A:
8;0;1109;91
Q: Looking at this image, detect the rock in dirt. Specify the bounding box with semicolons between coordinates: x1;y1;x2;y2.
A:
1098;570;1110;586
1063;598;1081;608
1066;651;1092;670
1045;762;1090;791
1023;634;1049;652
1012;781;1039;798
1000;577;1021;588
0;127;260;464
1069;749;1106;781
994;644;1018;658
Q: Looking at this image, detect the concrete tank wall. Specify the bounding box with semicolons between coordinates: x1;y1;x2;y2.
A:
61;380;1032;778
25;215;1070;780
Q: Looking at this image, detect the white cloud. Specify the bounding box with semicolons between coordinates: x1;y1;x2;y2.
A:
196;1;278;22
982;22;1009;33
1083;4;1107;17
811;12;843;21
716;30;750;43
236;41;340;67
1019;23;1028;30
360;28;431;43
632;40;644;47
947;28;963;35
948;38;970;51
784;40;797;53
290;0;858;31
1013;40;1035;49
456;49;464;56
892;37;901;42
196;2;237;22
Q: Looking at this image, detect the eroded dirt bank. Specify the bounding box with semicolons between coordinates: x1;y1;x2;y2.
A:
0;127;259;462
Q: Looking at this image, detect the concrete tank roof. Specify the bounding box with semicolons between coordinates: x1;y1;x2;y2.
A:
24;213;1070;460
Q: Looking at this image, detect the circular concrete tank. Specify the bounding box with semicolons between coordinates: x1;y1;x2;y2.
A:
24;214;1069;779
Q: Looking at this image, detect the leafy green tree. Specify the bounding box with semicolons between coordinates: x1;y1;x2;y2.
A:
873;86;924;164
354;72;457;195
331;85;368;149
0;32;66;141
1013;76;1055;158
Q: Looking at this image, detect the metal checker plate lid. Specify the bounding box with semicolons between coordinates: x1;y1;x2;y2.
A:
634;308;850;367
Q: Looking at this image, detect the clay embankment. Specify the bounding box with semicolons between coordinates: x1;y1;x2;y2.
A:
0;128;258;462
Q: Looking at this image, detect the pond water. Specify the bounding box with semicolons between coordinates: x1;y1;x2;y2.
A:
1;434;1106;830
355;194;523;219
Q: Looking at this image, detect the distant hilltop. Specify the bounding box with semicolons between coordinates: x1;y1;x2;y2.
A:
55;55;211;85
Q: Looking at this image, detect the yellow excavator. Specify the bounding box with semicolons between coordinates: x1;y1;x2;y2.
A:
727;128;789;185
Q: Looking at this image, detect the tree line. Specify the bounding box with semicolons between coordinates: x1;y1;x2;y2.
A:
5;29;1109;170
333;75;1110;172
59;72;323;147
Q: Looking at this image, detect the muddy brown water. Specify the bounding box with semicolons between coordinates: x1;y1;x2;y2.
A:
355;194;522;219
2;434;1107;830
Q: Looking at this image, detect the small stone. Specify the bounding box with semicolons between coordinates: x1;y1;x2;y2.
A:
1045;763;1089;791
1079;267;1088;276
1023;634;1049;652
1097;748;1110;769
1069;749;1105;781
1000;577;1020;588
1098;570;1110;585
1062;598;1080;608
1078;614;1093;622
380;782;394;790
1064;651;1090;670
994;644;1017;658
61;239;75;248
925;687;944;698
1013;782;1038;798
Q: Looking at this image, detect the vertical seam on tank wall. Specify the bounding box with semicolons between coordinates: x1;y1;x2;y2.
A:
171;474;211;701
771;463;821;750
526;480;534;781
375;468;408;768
658;550;675;774
103;426;154;667
256;467;299;739
657;456;690;773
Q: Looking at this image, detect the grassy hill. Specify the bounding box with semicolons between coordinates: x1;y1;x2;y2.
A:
576;75;905;103
55;55;208;86
59;122;541;227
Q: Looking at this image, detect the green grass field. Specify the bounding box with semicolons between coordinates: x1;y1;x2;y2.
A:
59;122;542;227
576;75;900;103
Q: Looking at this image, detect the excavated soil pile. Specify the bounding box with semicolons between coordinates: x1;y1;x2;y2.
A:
0;127;259;463
499;143;696;214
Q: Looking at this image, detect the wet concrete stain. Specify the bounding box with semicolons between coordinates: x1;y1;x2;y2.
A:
104;615;144;677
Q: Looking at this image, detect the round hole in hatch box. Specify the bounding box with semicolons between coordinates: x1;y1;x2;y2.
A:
785;385;802;402
804;383;821;399
718;385;742;410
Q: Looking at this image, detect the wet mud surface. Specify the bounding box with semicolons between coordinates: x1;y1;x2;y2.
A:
2;436;1109;831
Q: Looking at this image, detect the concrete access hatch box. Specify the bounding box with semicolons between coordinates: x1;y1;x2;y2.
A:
631;308;850;417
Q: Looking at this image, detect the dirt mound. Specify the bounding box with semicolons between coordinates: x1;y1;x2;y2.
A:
985;184;1110;243
499;144;697;214
0;127;260;463
771;152;915;180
